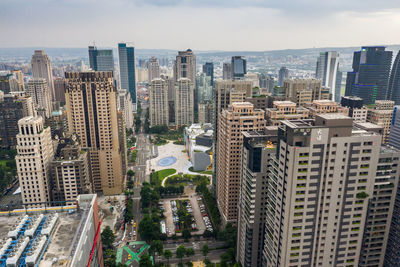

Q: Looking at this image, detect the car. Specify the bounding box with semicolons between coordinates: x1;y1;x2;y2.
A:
133;222;136;227
133;231;136;235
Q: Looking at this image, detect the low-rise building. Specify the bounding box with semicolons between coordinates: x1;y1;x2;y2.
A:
308;99;349;118
184;123;213;171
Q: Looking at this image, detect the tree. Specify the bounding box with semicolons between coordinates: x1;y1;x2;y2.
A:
149;240;163;265
164;250;172;265
139;253;153;267
182;229;191;241
101;226;115;248
186;248;194;257
186;262;193;267
127;180;134;190
127;170;135;178
176;245;186;264
139;214;159;243
202;244;209;260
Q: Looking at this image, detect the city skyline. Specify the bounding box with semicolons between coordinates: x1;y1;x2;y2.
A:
1;0;400;50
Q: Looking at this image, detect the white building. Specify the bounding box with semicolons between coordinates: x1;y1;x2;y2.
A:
31;50;55;101
26;78;52;118
315;51;341;102
16;116;54;207
149;78;169;127
118;89;134;129
184;123;213;171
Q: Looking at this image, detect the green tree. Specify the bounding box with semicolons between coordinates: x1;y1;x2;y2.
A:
176;245;186;264
139;253;153;267
139;214;158;242
164;250;172;265
127;170;135;178
182;229;191;241
149;240;163;265
186;248;194;257
202;244;209;260
101;226;115;248
127;180;134;190
186;262;193;267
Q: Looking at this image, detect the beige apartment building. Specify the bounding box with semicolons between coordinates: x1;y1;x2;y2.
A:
65;71;124;195
150;78;169;126
175;78;194;126
367;100;395;143
263;114;400;267
173;49;196;83
16;116;54;207
216;102;265;225
26;78;52;118
308;99;349;118
284;78;330;106
265;101;309;125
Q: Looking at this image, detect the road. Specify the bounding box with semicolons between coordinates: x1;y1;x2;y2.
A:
126;103;151;243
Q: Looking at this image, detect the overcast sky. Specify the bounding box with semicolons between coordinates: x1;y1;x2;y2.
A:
1;0;400;51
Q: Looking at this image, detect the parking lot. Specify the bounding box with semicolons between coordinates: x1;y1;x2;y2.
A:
162;193;207;236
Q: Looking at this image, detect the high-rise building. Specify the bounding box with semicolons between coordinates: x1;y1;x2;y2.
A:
388;50;400;105
259;73;275;92
284;79;330;107
367;100;395;144
173;49;196;83
341;96;368;122
345;46;392;105
196;73;213;103
148;56;160;82
50;134;91;204
388;105;400;150
263;114;399;267
88;46;114;72
54;77;66;104
236;129;277;267
26;78;53;118
31;50;55;101
0;71;24;93
118;43;136;105
65;71;125;195
335;70;343;103
0;95;34;148
278;67;289;86
161;74;176;124
16;116;54;207
175;78;194;126
202;62;214;85
216;102;265;225
149;78;169;127
223;63;232;80
316;51;341;102
213;80;253;194
231;56;247;79
265;101;309;125
117;89;134;129
198;102;213;124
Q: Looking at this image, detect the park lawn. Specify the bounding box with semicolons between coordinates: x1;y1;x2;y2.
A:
188;167;213;175
155;168;176;180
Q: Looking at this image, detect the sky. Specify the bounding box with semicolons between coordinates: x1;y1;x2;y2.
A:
1;0;400;51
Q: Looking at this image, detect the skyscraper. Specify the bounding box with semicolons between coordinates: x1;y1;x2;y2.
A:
54;77;66;103
88;46;114;72
216;102;265;225
196;73;212;103
231;56;246;79
388;50;400;104
16;116;54;207
118;43;136;105
26;78;53;118
345;46;392;105
388;105;400;150
175;78;194;126
222;63;232;80
315;51;341;102
278;66;289;86
263;114;399;267
0;95;34;148
202;62;214;85
31;50;55;101
149;78;169;127
284;78;330;107
173;49;196;83
0;71;24;93
236;130;277;267
65;71;125;195
117;89;135;129
148;56;161;82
